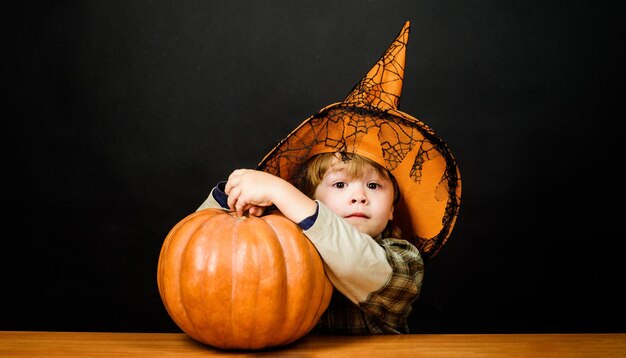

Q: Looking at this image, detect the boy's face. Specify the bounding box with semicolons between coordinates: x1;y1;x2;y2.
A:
313;158;395;238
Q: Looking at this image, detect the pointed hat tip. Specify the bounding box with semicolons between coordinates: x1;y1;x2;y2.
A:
343;21;411;110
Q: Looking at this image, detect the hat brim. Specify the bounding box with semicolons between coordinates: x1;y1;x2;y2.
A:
258;103;461;259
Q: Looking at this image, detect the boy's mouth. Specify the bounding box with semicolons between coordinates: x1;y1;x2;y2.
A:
345;213;368;219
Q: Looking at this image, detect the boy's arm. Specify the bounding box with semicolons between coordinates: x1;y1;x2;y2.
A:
358;238;423;332
304;203;423;333
225;169;317;222
302;202;395;304
316;236;424;334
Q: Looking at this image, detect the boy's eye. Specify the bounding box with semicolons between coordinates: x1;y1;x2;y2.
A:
333;182;346;189
367;182;381;189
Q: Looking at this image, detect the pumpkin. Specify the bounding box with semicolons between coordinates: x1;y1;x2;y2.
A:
157;208;333;350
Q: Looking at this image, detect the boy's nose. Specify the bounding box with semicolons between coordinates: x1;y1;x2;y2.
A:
350;191;368;204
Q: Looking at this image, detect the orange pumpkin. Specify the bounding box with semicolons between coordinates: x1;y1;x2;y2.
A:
157;208;333;350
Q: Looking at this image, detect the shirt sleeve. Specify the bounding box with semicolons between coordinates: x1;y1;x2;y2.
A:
302;201;394;304
358;238;424;332
314;237;424;335
297;202;318;230
196;181;228;211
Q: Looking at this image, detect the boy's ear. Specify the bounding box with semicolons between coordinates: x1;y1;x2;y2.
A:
388;205;394;221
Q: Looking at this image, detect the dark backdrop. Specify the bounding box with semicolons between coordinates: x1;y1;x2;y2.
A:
4;1;623;333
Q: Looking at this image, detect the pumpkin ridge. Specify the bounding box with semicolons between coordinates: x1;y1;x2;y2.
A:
229;215;238;346
229;213;255;347
280;238;311;344
262;213;305;345
179;225;205;343
254;216;290;347
292;231;318;342
262;216;293;345
184;212;233;346
300;240;331;340
230;214;279;349
159;211;212;343
207;212;235;348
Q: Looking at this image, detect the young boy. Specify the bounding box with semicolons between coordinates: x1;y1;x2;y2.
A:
198;152;423;334
197;21;461;334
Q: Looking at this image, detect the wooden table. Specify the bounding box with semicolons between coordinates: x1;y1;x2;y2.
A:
1;331;625;357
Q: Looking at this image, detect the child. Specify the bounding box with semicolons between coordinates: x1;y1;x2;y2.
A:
198;152;422;334
197;21;461;334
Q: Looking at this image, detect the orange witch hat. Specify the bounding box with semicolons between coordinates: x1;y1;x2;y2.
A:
258;21;461;258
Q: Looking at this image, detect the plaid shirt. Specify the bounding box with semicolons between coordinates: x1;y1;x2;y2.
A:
314;237;423;334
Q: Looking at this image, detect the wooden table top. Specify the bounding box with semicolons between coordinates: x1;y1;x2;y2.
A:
1;331;625;357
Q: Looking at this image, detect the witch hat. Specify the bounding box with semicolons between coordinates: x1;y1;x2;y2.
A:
258;21;461;258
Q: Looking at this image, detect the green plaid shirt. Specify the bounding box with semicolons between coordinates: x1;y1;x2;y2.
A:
314;238;424;334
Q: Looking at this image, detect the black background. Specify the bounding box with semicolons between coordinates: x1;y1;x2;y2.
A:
4;1;623;333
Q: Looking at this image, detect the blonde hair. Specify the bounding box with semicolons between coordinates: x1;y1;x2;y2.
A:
296;152;403;239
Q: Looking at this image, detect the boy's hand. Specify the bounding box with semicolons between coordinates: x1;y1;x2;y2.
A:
225;168;318;223
225;169;278;216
